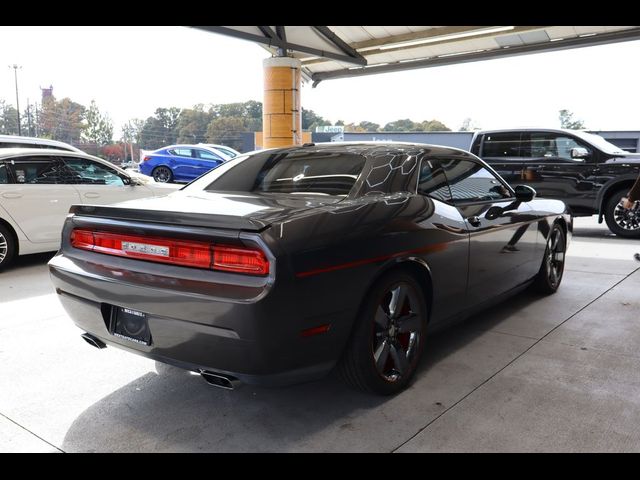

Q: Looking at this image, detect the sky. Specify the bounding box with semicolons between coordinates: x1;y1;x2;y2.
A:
1;25;640;135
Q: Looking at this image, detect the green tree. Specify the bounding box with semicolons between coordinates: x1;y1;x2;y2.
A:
358;121;380;132
206;116;248;151
0;100;19;135
211;101;262;131
38;96;86;145
83;100;114;153
176;105;214;144
382;119;420;131
559;109;586;129
419;119;451;131
301;108;330;130
140;107;181;149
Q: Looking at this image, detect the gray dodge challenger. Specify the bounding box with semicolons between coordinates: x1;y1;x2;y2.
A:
49;143;571;395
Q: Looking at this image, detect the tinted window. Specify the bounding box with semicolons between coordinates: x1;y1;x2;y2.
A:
9;157;74;184
195;149;222;161
417;158;451;202
481;132;522;157
0;163;7;184
441;159;512;203
170;148;193;157
217;148;237;158
202;151;366;196
62;157;124;186
521;132;591;160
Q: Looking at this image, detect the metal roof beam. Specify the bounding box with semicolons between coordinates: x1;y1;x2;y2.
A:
192;26;368;66
312;26;367;64
312;28;640;86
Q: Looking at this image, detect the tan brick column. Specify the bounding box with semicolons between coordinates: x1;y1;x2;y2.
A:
262;57;302;148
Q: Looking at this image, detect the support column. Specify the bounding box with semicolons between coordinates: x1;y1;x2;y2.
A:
262;57;302;148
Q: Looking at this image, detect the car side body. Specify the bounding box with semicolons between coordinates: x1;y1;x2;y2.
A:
49;143;571;393
139;144;231;183
0;148;179;269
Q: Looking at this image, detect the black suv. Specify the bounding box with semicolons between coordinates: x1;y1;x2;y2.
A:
470;128;640;237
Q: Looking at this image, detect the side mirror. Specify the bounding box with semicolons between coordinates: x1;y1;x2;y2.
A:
514;185;536;202
571;147;589;159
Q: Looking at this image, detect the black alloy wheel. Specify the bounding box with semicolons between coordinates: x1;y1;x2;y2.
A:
340;270;427;395
605;189;640;238
152;166;173;183
533;223;565;294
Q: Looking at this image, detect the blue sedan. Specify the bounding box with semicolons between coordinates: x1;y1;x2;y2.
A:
139;145;231;183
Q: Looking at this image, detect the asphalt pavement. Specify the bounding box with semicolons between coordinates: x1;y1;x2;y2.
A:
1;216;639;452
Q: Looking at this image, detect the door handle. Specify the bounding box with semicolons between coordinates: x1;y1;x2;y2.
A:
466;215;481;227
83;192;100;199
1;192;22;199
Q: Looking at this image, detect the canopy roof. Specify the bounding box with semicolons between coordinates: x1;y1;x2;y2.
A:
193;26;640;86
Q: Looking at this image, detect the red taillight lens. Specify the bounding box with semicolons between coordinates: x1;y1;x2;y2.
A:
213;245;269;275
142;156;151;162
70;229;269;275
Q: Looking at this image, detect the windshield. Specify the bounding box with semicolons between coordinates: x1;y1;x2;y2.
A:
572;131;627;155
185;150;367;196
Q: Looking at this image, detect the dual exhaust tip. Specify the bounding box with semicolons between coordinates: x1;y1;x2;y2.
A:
80;333;241;390
199;370;241;390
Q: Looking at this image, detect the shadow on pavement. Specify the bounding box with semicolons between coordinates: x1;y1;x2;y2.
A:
60;287;542;452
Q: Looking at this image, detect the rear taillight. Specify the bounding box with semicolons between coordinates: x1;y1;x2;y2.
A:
142;156;151;162
70;229;269;275
213;245;269;275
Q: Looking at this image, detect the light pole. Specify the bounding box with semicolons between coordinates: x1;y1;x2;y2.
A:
9;64;21;136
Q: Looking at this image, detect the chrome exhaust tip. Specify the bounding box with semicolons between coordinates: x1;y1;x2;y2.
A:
81;333;107;349
200;370;241;390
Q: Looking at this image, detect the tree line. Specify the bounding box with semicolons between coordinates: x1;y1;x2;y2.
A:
0;91;588;163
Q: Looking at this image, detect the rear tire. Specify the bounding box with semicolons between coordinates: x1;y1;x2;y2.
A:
0;224;16;271
152;166;173;183
532;223;566;294
604;188;640;238
338;270;428;395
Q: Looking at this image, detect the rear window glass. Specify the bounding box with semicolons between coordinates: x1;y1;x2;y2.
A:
0;163;7;184
201;151;366;196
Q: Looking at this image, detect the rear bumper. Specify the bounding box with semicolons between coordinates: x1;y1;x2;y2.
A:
49;254;354;387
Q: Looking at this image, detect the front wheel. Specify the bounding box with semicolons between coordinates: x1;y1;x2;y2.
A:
604;188;640;238
152;166;173;183
532;223;566;294
339;270;428;395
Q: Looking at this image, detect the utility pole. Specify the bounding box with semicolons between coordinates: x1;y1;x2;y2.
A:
9;64;21;136
34;103;39;137
26;98;33;136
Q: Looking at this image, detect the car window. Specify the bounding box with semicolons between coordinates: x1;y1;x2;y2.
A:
9;157;75;184
440;159;512;203
201;151;366;196
216;147;237;158
481;132;522;157
417;158;451;202
62;157;125;186
170;148;193;158
195;149;222;161
0;163;7;184
521;132;592;160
